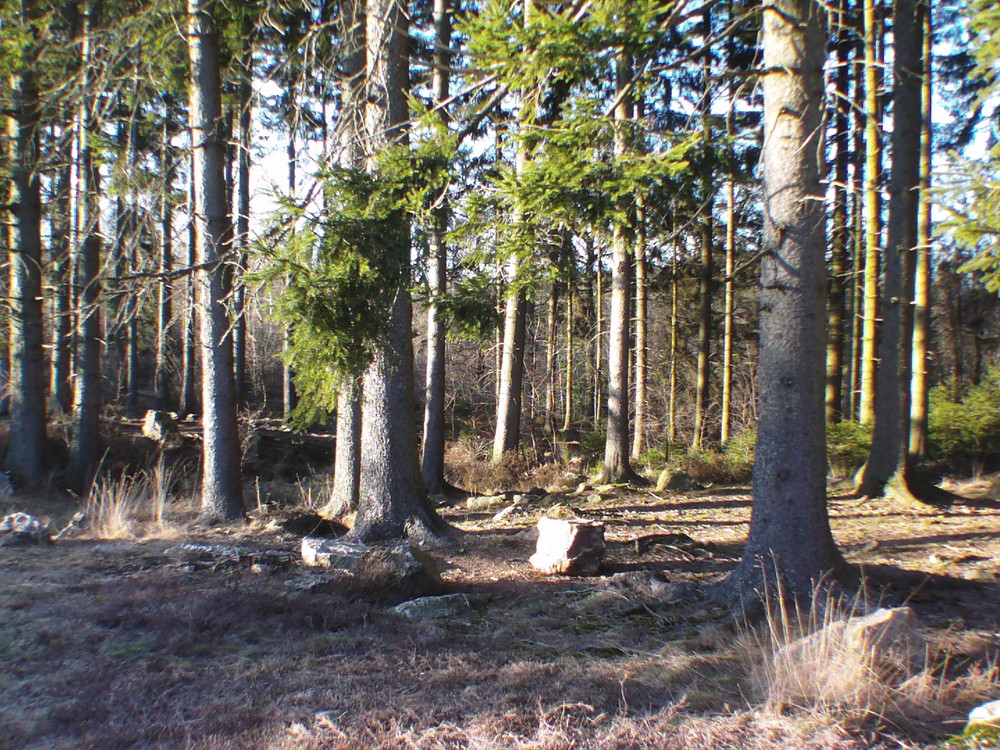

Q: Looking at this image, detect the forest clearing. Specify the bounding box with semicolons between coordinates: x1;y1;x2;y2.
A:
2;452;1000;750
5;0;1000;748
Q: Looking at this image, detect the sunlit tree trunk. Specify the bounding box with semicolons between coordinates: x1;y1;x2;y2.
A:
602;49;643;484
909;2;932;460
155;100;175;409
180;149;199;417
232;24;253;408
49;120;73;415
188;0;244;521
856;0;925;500
858;0;883;425
668;241;679;444
421;0;456;494
631;194;648;459
562;284;574;431
350;0;448;542
728;0;847;600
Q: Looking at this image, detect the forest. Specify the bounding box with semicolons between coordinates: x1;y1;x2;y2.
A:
2;0;1000;748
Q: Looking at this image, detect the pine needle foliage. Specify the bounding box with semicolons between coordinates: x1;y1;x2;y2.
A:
255;131;457;428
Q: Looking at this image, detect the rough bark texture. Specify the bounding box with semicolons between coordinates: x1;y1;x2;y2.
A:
631;196;648;459
49;132;73;415
856;0;922;499
180;149;199;417
421;0;454;494
728;0;847;600
68;0;104;492
350;0;447;543
5;29;47;487
325;380;361;519
188;0;245;522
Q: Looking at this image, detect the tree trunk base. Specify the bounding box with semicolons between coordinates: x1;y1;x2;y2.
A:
599;466;650;488
854;464;961;507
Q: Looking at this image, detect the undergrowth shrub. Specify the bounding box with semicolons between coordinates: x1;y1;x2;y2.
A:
826;421;872;477
929;371;1000;474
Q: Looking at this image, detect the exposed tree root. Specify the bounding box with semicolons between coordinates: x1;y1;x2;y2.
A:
854;463;964;507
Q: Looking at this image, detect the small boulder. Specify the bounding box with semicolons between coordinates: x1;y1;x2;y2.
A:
389;593;484;620
656;469;695;492
0;512;52;547
968;699;1000;730
779;606;923;674
466;494;507;511
529;516;605;576
142;410;180;446
301;537;443;601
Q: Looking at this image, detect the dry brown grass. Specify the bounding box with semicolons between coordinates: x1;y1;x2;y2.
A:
744;584;1000;737
82;462;194;539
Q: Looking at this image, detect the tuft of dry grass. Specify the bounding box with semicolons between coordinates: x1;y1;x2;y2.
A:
83;463;192;539
745;584;1000;733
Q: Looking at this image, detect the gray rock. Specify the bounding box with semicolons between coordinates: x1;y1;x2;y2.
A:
0;512;52;546
301;537;443;600
779;607;923;672
968;699;1000;729
466;495;507;511
529;516;605;576
656;469;695;492
390;593;483;619
142;410;180;446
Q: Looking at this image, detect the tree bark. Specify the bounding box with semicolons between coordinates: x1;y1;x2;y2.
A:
858;0;883;425
908;1;932;460
350;0;448;543
826;0;851;423
602;49;643;484
232;22;253;409
421;0;457;494
5;14;47;487
155;100;175;409
727;0;848;601
180;148;199;416
68;0;104;492
49;121;73;415
631;194;648;459
188;0;245;522
856;0;931;501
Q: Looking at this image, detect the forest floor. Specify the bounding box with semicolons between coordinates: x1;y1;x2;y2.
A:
2;471;1000;750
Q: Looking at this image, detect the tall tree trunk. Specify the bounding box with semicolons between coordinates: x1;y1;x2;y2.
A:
562;283;574;431
721;171;736;444
602;49;643;484
492;0;534;462
909;1;932;460
5;14;47;487
856;0;933;501
232;23;253;408
421;0;455;494
728;0;847;601
326;0;365;517
68;0;104;492
692;9;714;450
544;281;558;433
350;0;447;543
282;131;297;418
593;244;604;420
668;242;679;444
180;149;199;416
155;100;175;409
826;0;851;423
858;0;883;425
631;194;648;459
49;122;73;415
187;0;244;521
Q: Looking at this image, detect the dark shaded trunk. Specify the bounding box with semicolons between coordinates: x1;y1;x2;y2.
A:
233;23;253;408
187;0;245;521
5;31;47;487
68;0;104;492
49;125;73;415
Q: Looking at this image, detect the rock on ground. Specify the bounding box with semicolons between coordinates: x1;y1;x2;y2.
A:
301;537;443;602
0;512;52;546
529;517;604;576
